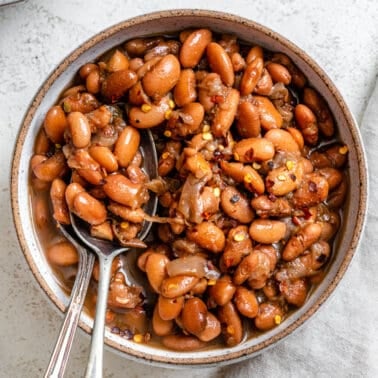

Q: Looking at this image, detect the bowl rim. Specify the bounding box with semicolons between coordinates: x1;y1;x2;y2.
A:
10;8;368;367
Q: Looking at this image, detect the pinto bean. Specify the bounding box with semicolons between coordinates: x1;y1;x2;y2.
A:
113;126;140;168
43;105;68;144
271;53;307;88
254;68;273;96
174;68;197;106
222;226;253;269
234;286;259;318
129;96;170;128
207;42;234;86
246;45;264;63
196;313;221;342
34;128;51;155
251;195;292;218
32;151;67;182
86;105;112;130
220;161;265;195
86;69;101;94
295;104;318;145
124;37;163;57
79;63;98;79
145;253;170;293
254;96;283;129
107;49;129;72
264;128;300;153
89;146;118;173
254;302;284;331
282;223;322;261
233;137;275;163
160;275;199;298
158;295;184;321
266;62;291;85
103;174;147;209
90;221;113;241
287;127;305;150
233;250;272;287
318;167;343;191
182;297;208;335
152;304;174;336
240;57;264;96
142;54;181;100
279;278;308;307
137;249;154;272
249;219;286;244
218;302;243;347
46;241;79;266
303;87;335;137
220;186;254;223
128;81;149;106
310;144;348;169
162;334;205;351
208;275;236;306
236;101;261;138
61;92;100;114
180;29;212;68
211;88;240;137
167;102;204;137
293;172;329;208
107;203;145;223
231;52;245;72
72;191;107;225
319;211;340;241
101;69;137;102
327;175;347;209
65;182;85;210
50;178;70;224
67;112;91;148
186;222;225;253
184;151;212;180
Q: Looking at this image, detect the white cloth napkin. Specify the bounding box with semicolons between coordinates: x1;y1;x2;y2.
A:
216;82;378;377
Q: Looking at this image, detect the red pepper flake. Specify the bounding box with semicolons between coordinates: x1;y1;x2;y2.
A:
289;173;297;182
245;148;255;161
266;179;275;190
268;193;277;202
303;207;312;219
292;216;301;226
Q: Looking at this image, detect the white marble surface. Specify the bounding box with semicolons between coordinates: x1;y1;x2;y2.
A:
1;1;377;377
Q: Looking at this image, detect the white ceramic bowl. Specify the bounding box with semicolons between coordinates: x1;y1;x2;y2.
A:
11;9;368;367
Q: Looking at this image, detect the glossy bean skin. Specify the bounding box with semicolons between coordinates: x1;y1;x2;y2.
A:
61;92;100;114
113;126;140;167
234;286;259;318
249;219;286;244
282;223;322;261
303;87;335;137
160;275;199;298
31;151;67;182
67;112;91;148
180;29;212;68
220;161;265;195
152;304;174;336
279;278;308;307
264;128;300;153
211;88;240;137
73;191;107;225
46;241;79;266
174;68;197;106
129;96;170;128
145;252;170;293
158;295;184;321
168;102;205;137
43;105;68;144
327;175;347;209
236;101;261;138
254;96;283;130
207;42;235;86
221;226;253;271
101;69;137;102
103;174;147;209
161;334;205;351
182;297;208;335
295;104;319;145
254;68;273;96
142;54;181;100
89;146;118;172
271;53;307;88
310;144;348;169
187;222;226;253
208;275;236;306
254;302;284;331
251;195;292;218
233;137;275;163
107;49;129;72
50;178;70;224
124;37;164;57
266;62;291;85
318;167;343;191
217;302;243;347
239;57;264;96
220;186;254;223
196;312;221;342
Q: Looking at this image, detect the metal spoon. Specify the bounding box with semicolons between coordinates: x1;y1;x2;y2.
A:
70;129;158;378
44;223;95;378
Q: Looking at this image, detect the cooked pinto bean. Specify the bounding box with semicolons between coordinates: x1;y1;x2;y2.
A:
233;137;275;163
161;334;205;351
158;295;184;321
234;286;259;318
207;42;235;86
46;241;79;266
254;96;283;129
221;186;254;223
50;178;70;224
182;297;208;335
72;191;107;225
279;278;308;307
264;128;300;153
113;126;140;168
266;62;291;85
152;304;174;336
31;151;67;182
218;302;243;346
295;104;319;145
160;275;199;298
145;252;170;293
251;195;292;218
293;172;329;208
43;105;68;144
174;68;197;106
249;219;287;244
208;275;236;306
254;302;284;331
236;101;261;138
101;69;137;101
187;222;226;253
180;29;212;68
240;57;264;95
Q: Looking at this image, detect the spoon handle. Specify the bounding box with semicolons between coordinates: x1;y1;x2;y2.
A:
45;249;95;378
85;254;114;378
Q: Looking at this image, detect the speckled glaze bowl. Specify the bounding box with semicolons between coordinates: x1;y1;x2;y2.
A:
11;9;367;368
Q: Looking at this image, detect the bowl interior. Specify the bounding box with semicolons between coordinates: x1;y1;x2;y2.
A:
11;9;367;367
